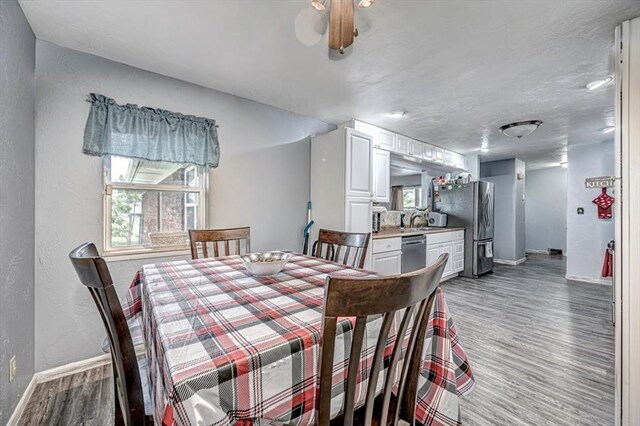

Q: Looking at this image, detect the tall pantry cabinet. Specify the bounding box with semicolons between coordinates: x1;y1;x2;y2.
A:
310;128;373;266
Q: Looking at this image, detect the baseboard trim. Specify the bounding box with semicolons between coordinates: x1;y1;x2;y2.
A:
494;257;527;265
6;375;37;426
36;353;112;383
440;272;460;282
7;353;111;425
526;249;567;257
565;274;613;286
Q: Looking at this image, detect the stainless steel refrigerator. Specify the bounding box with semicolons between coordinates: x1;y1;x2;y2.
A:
433;181;494;277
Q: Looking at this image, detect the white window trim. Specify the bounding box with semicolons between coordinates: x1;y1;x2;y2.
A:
102;157;208;259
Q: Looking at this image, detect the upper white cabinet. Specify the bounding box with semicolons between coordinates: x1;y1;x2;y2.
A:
372;148;391;203
409;139;423;158
354;121;396;151
349;120;467;172
422;143;434;161
345;128;373;198
378;129;396;151
395;135;412;155
433;147;444;164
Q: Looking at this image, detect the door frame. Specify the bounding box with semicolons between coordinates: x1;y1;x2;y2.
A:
615;17;640;426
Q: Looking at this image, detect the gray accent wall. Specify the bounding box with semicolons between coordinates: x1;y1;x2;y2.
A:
0;0;36;422
480;159;526;262
525;167;567;253
34;41;334;371
566;140;614;283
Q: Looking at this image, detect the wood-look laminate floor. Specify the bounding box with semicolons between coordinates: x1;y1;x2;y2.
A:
18;254;614;425
445;254;614;426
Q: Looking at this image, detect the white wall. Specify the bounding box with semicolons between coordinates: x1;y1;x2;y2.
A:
525;167;567;253
566;140;614;284
0;0;35;420
34;41;334;371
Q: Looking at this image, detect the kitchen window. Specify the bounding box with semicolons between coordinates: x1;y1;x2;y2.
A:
402;186;422;209
103;155;207;256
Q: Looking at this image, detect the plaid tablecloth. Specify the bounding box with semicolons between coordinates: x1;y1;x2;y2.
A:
122;253;474;426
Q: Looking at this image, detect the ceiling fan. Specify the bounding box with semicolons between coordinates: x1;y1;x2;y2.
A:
310;0;375;54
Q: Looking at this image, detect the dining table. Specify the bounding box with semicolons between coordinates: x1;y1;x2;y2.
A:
121;252;475;426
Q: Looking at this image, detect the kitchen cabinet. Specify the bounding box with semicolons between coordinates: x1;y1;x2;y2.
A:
311;127;373;266
345;128;373;198
372;148;390;202
422;143;434;161
348;119;468;174
346;198;372;234
433;147;444;164
444;150;466;169
353;121;396;151
426;230;465;280
378;129;396;151
396;135;412;155
372;252;402;276
409;139;423;158
371;237;402;276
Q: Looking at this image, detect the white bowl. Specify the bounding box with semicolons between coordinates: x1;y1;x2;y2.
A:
241;252;292;277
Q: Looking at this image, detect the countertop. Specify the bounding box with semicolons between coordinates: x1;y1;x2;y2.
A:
372;226;466;239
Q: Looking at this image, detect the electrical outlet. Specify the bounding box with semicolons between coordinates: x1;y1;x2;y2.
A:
9;356;16;382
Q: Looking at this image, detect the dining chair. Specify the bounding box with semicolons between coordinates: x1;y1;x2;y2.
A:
189;227;251;259
69;242;153;426
313;229;371;269
318;253;449;426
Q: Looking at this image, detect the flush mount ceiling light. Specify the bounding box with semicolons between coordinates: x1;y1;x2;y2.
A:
499;120;543;139
310;0;376;54
586;76;614;91
601;126;615;134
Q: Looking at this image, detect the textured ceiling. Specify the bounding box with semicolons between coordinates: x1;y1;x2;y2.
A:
19;0;640;169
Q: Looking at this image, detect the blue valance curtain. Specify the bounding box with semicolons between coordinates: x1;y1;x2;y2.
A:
83;93;220;168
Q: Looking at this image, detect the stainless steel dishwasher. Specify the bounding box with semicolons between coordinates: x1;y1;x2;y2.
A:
401;234;427;273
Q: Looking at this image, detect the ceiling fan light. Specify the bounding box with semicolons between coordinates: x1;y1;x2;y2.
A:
358;0;375;7
311;0;329;11
499;120;543;139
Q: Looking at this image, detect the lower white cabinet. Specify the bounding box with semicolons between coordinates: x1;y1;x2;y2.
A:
371;237;402;276
427;230;465;279
372;251;402;276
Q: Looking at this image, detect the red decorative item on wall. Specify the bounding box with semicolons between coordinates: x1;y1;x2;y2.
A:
592;187;615;219
602;248;613;277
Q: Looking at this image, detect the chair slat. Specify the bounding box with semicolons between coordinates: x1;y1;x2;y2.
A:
394;299;430;423
343;246;352;265
318;316;338;426
343;316;367;426
364;312;395;424
380;305;416;424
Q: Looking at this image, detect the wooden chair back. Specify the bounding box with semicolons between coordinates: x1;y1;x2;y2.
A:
314;229;371;269
317;253;449;426
189;227;251;259
69;242;145;426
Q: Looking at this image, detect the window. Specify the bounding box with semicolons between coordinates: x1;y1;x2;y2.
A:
402;186;422;209
103;156;207;255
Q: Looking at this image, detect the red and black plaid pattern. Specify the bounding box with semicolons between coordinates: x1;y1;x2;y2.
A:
122;253;474;426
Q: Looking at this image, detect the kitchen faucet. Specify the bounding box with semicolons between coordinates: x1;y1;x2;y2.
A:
409;211;424;229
